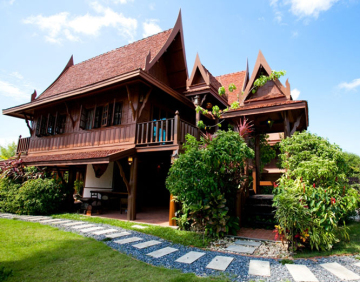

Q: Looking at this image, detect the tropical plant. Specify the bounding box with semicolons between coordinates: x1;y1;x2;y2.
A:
0;142;17;160
0;158;46;183
273;131;359;251
166;130;254;237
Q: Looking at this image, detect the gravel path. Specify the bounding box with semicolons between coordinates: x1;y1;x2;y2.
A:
2;213;360;282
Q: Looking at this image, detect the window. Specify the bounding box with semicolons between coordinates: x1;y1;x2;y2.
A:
101;104;109;127
35;116;42;137
47;114;55;135
94;106;103;128
113;103;122;125
40;115;48;136
55;115;66;134
85;109;94;130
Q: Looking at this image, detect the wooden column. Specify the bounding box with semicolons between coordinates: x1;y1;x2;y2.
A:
214;117;219;132
66;167;76;211
173;111;180;145
127;156;138;221
169;194;176;226
254;135;261;194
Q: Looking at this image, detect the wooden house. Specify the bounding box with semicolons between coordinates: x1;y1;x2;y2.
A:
2;12;308;226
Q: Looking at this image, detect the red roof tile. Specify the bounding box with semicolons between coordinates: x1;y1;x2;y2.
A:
228;100;305;112
22;149;124;163
245;93;284;103
37;29;173;100
215;71;246;105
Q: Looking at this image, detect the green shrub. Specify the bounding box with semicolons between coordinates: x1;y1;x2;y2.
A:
0;178;68;215
166;130;254;237
274;131;359;251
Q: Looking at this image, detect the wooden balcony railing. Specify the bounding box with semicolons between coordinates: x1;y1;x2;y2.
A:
16;135;30;155
135;111;199;146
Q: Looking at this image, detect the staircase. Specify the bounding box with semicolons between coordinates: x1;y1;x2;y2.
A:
243;194;277;229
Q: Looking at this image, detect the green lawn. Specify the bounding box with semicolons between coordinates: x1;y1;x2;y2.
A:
295;221;360;258
0;219;227;282
53;213;211;248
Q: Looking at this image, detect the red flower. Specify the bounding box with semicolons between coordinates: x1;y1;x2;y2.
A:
331;197;336;204
304;205;308;208
295;234;300;238
325;190;327;193
313;183;316;188
273;183;278;188
335;177;338;182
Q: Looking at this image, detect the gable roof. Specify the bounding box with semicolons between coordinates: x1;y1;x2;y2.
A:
37;29;173;100
215;71;247;105
241;50;291;105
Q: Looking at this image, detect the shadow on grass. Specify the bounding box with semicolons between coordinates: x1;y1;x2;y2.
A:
0;219;226;282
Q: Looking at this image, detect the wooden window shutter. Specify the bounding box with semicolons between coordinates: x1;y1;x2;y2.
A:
101;103;109;127
79;106;87;129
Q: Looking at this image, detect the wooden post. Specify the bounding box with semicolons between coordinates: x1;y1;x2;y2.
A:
173;111;180;145
66;167;76;212
214;117;219;132
169;194;176;226
252;170;257;194
127;156;138;221
255;134;261;194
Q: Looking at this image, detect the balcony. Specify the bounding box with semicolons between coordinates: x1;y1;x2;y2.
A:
16;136;30;155
135;112;199;146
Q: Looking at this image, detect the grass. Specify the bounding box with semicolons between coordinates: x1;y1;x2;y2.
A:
294;221;360;258
52;213;211;248
0;218;227;282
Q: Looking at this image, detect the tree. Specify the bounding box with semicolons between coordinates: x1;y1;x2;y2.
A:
0;142;17;160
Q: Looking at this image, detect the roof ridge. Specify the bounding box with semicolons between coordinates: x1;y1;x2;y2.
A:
215;70;246;78
72;28;173;68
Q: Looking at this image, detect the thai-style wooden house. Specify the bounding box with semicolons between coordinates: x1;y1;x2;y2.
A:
2;12;308;226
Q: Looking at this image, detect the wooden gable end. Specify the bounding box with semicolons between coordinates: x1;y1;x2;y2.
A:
186;53;210;89
145;11;188;94
242;50;291;106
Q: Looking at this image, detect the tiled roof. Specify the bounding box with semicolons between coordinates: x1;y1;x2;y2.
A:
245;93;284;103
22;149;124;163
228;100;305;112
37;29;173;100
215;71;246;105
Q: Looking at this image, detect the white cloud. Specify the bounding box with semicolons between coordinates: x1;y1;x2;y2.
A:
338;78;360;91
291;88;300;100
8;0;15;4
112;0;134;4
10;72;23;80
292;31;299;37
149;3;156;10
289;0;339;18
23;2;137;44
142;19;162;38
0;80;29;101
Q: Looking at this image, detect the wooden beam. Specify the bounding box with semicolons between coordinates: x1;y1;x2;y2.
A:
23;113;33;136
64;102;77;129
290;114;303;136
284;111;291;138
137;87;152;119
126;85;137;121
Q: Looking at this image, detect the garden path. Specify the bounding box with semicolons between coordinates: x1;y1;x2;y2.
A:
2;213;360;282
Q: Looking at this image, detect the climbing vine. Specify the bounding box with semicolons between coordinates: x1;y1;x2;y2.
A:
196;70;286;130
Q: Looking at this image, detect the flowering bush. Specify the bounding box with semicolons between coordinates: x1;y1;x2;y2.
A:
273;131;359;251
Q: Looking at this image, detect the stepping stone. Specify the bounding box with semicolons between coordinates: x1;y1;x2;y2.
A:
226;244;256;254
354;262;360;268
132;240;162;249
321;262;360;280
248;260;270;277
53;220;72;225
286;264;318;282
80;226;104;233
206;256;234;271
175;251;206;264
105;232;131;239
147;247;178;258
39;219;64;223
92;229;118;235
235;240;261;247
114;237;143;245
72;224;95;229
27;217;50;221
132;225;147;229
62;222;87;227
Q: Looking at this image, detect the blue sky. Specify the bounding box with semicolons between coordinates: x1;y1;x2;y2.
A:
1;0;359;155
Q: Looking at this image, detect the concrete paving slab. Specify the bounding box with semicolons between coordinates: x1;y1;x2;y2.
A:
226;244;256;254
72;224;95;229
175;251;206;264
105;232;131;239
235;240;261;247
321;262;360;280
62;222;87;227
27;217;51;221
248;260;271;276
354;262;360;268
286;264;319;282
114;237;143;245
147;247;178;258
131;225;147;229
206;256;234;271
38;219;64;223
132;240;162;249
80;226;104;233
92;229;118;235
53;220;72;225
